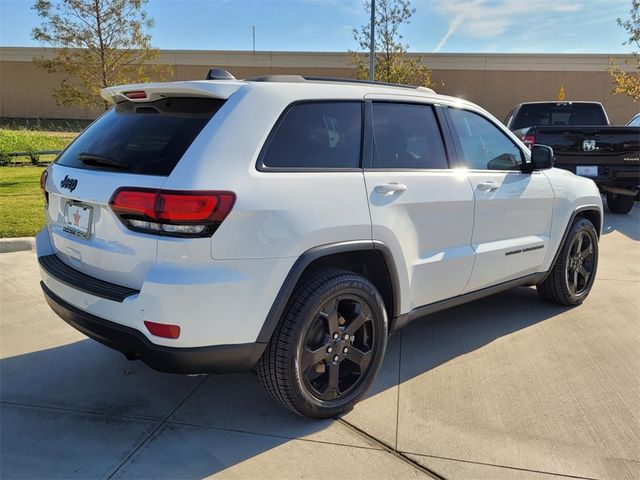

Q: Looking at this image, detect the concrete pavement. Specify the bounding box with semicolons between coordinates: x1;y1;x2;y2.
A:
1;207;639;479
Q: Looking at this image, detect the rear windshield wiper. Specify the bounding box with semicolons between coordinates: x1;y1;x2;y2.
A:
78;152;130;170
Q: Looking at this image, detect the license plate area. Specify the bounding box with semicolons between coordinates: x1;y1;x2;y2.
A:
576;165;598;177
63;201;93;239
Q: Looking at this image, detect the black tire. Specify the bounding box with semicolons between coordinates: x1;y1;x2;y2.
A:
537;218;598;306
606;192;635;214
257;268;388;419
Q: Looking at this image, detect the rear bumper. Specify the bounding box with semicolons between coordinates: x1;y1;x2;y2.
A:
556;163;640;190
35;228;295;349
41;282;266;374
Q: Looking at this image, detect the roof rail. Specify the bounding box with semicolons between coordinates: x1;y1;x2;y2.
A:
248;75;306;83
246;75;435;93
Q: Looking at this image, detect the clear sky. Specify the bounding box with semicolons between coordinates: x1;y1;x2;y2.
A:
0;0;633;54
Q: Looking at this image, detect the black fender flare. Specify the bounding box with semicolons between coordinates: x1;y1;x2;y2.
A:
540;204;602;283
255;240;402;343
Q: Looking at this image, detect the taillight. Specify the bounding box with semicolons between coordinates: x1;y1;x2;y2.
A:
39;168;48;204
109;188;235;237
522;134;535;150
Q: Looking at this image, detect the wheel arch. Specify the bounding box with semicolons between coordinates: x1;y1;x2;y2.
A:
575;207;602;238
541;204;602;284
256;241;401;343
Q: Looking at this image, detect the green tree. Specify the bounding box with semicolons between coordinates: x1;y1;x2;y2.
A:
351;0;434;87
609;0;640;101
32;0;170;110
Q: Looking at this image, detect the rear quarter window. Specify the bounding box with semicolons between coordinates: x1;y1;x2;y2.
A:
56;98;225;176
259;101;362;170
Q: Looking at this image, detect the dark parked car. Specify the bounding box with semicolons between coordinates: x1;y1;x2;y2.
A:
505;101;639;214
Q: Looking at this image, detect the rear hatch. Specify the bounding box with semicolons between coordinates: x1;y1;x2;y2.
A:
45;90;230;289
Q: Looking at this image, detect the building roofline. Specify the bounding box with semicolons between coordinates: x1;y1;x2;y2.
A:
0;46;635;72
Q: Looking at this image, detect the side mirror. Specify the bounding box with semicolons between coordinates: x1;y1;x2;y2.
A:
528;144;554;171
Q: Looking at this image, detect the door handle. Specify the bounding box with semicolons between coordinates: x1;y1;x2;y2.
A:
477;181;499;192
375;183;407;195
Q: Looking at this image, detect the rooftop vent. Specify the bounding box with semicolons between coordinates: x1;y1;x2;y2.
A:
206;68;236;81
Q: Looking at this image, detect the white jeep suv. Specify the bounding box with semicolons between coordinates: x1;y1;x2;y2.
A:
37;74;602;418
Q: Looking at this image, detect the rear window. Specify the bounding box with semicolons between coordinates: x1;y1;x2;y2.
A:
260;102;362;169
511;103;607;130
56;98;224;176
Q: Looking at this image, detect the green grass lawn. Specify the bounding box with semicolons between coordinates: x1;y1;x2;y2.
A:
0;166;47;237
0;129;76;165
1;117;91;132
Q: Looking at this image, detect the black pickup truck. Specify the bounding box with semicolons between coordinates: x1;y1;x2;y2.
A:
505;101;640;214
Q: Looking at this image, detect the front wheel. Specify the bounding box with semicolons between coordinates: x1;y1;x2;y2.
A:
537;218;598;306
606;192;635;214
257;268;388;419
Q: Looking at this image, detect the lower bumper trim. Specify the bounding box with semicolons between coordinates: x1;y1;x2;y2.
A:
41;282;266;374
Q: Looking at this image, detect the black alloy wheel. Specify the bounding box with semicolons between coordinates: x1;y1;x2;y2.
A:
258;268;388;419
299;294;376;401
565;230;595;296
537;217;598;306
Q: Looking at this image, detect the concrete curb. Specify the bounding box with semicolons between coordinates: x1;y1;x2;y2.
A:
0;237;35;253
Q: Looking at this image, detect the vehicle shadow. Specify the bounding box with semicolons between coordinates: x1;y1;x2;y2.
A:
0;287;573;479
601;206;640;241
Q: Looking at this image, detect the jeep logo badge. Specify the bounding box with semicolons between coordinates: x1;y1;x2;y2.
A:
583;139;596;152
60;175;78;192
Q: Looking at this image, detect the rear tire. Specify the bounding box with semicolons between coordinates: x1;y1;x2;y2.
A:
537;218;598;306
606;192;635;214
257;268;388;419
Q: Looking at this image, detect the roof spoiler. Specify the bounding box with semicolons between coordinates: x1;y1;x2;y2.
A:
101;80;243;104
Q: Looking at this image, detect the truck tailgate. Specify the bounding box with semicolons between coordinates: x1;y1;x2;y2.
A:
535;126;639;166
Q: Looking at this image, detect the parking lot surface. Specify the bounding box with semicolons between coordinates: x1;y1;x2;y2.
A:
1;207;639;479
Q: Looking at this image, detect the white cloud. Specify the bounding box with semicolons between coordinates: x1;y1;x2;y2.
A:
553;3;582;12
431;0;585;51
433;0;483;52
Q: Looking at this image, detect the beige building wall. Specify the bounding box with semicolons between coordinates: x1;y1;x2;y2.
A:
0;47;637;124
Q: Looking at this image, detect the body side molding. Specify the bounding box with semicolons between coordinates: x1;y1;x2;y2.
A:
393;272;547;331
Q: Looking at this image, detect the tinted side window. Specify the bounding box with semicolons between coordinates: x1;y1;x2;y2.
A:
371;102;447;169
448;108;523;170
261;102;362;169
